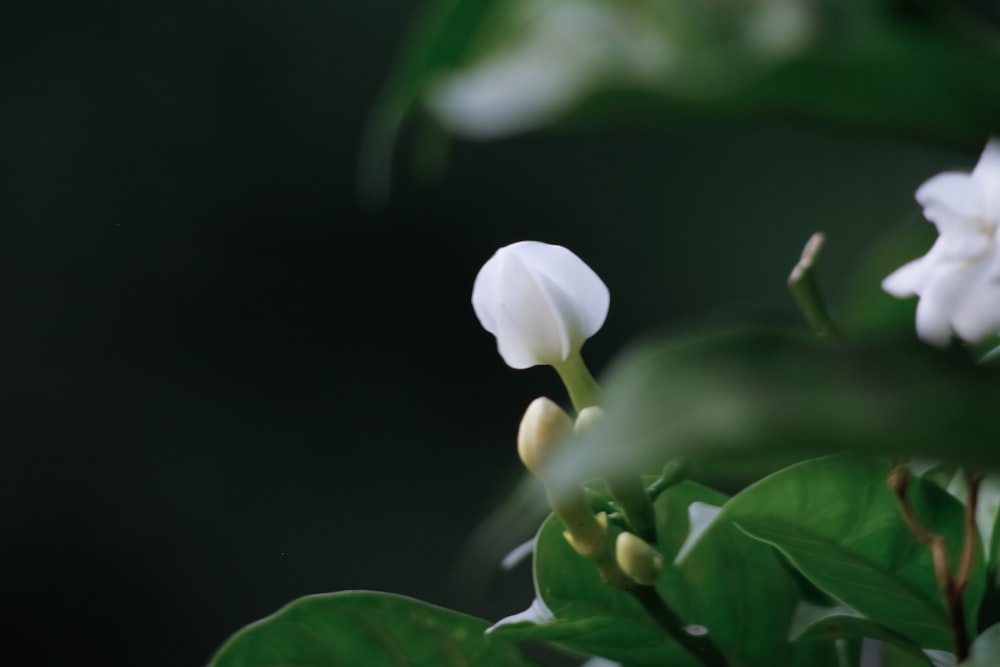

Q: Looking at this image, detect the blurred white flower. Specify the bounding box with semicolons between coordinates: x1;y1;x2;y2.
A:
882;138;1000;346
472;241;609;369
426;1;673;139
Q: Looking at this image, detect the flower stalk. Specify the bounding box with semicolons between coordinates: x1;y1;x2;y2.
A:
554;351;602;412
788;232;842;342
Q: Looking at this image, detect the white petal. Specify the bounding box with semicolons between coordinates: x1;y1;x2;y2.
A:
914;264;969;347
973;137;1000;223
952;247;1000;341
493;250;568;368
487;596;555;634
916;173;983;232
427;51;592;140
936;226;994;260
953;299;1000;343
882;257;930;297
513;241;610;343
471;254;503;336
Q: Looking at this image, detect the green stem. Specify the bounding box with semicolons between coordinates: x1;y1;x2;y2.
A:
630;586;731;667
787;232;842;342
647;457;691;504
608;475;657;545
553;351;602;412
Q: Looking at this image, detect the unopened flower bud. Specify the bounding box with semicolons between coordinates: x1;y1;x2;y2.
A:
616;531;663;586
518;398;607;560
472;241;609;369
574;405;605;434
562;511;609;559
517;397;572;475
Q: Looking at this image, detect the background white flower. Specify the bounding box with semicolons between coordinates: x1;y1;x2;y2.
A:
882;138;1000;346
426;0;674;140
472;240;609;369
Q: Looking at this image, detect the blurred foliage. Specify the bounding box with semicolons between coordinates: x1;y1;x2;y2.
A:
208;591;539;667
367;0;1000;195
554;328;1000;486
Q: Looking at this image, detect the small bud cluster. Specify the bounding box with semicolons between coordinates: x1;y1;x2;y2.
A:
516;397;662;586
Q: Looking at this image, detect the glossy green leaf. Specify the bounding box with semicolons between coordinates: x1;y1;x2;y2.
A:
491;481;839;666
718;456;984;652
553;328;1000;489
208;591;538;667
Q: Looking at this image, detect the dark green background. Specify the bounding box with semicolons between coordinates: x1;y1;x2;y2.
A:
3;1;968;665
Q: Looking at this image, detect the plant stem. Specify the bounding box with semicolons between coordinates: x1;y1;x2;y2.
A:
956;469;984;594
590;552;730;667
553;351;602;412
577;528;731;667
889;463;970;661
787;232;842;342
629;586;731;667
607;475;658;545
647;457;691;504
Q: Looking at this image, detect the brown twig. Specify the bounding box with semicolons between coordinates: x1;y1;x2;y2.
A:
956;469;983;595
888;464;971;661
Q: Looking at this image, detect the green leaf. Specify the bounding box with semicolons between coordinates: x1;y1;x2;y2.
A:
208;591;538;667
789;602;934;665
719;456;984;652
491;481;839;666
373;0;1000;171
554;328;1000;488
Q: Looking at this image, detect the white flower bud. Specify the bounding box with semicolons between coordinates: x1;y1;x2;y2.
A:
517;397;572;475
473;241;609;369
574;405;605;434
615;531;663;586
883;138;1000;346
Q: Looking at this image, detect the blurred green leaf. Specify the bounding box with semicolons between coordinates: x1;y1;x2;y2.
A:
722;456;982;651
369;0;1000;182
555;328;1000;489
208;591;538;667
837;214;937;340
360;0;498;200
491;481;839;665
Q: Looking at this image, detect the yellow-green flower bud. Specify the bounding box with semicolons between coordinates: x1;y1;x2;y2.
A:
615;531;663;586
562;511;609;559
517;396;572;475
